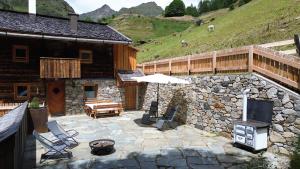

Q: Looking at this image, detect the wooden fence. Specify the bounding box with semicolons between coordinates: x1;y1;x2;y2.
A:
40;57;81;79
0;102;28;169
138;45;300;90
0;103;22;117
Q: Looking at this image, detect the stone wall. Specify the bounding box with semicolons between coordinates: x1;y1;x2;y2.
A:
65;79;125;115
138;73;300;154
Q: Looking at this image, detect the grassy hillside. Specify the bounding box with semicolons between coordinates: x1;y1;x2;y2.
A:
138;0;300;63
0;0;74;18
109;15;191;43
118;2;163;17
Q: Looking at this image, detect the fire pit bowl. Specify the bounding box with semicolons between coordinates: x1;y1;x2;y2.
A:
89;139;115;155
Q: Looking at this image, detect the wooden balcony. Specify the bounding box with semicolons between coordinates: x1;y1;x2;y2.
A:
40;57;81;79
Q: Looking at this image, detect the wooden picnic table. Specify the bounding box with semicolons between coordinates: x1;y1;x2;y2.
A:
84;100;123;119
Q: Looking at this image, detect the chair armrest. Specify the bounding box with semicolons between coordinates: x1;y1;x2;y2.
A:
54;133;73;139
66;129;79;137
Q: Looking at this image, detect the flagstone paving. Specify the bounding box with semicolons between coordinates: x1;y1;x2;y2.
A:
23;111;259;169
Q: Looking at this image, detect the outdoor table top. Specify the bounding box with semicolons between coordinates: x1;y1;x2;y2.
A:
85;102;121;109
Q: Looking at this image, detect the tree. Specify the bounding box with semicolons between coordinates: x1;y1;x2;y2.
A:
164;0;186;17
198;0;210;14
186;4;199;17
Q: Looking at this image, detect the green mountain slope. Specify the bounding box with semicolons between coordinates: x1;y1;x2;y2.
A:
138;0;300;63
118;2;163;17
109;15;191;44
0;0;74;17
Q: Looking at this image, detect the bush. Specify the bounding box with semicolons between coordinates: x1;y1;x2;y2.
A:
290;136;300;169
165;0;186;17
29;97;40;109
229;4;235;11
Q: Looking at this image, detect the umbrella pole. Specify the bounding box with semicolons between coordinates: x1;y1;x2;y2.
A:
157;83;159;118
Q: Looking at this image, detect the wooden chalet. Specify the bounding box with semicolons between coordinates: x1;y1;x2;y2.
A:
0;9;141;116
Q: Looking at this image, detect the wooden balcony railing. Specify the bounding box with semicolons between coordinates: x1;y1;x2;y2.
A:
40;57;81;79
138;45;300;90
0;102;28;169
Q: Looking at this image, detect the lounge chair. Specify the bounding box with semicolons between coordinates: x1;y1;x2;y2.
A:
33;130;72;163
154;106;179;130
141;101;158;125
294;34;300;56
47;120;79;148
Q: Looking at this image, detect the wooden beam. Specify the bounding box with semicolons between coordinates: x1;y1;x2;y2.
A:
248;46;254;72
187;56;191;75
253;65;299;89
169;60;172;75
212;51;217;74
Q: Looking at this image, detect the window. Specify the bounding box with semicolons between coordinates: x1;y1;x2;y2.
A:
84;84;98;99
79;49;93;64
14;83;30;100
13;45;29;63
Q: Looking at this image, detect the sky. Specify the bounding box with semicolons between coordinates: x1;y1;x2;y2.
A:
64;0;200;14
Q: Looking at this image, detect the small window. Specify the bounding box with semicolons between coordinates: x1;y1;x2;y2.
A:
84;84;98;99
14;83;30;100
13;45;29;63
79;49;93;64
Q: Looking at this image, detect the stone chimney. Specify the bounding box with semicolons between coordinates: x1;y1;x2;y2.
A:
28;0;36;14
68;13;79;33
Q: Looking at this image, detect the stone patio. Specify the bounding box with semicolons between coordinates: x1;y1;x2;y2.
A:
23;111;268;169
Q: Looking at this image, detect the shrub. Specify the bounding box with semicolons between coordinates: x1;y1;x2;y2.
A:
29;97;40;109
229;4;235;11
290;136;300;169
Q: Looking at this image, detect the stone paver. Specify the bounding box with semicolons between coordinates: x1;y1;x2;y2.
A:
23;111;259;169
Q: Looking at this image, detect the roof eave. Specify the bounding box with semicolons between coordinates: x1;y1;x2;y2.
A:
0;31;132;45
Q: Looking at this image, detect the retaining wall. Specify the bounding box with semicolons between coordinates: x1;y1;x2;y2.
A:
138;73;300;154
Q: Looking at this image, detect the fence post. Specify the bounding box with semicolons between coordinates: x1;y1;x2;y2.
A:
142;64;145;73
187;56;191;75
169;60;172;75
212;51;217;74
248;46;254;72
154;61;157;74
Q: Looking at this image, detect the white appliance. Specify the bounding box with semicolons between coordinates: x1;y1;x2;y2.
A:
233;89;271;151
234;121;269;151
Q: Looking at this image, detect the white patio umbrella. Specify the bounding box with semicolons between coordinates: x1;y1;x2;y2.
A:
131;74;190;117
131;73;190;84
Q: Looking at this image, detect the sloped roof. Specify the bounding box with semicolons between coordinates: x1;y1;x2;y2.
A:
0;10;132;43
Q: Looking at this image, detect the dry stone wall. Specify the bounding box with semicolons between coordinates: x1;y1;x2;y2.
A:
139;73;300;154
65;79;125;115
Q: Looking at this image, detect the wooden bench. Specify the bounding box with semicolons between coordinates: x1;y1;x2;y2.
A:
84;99;123;118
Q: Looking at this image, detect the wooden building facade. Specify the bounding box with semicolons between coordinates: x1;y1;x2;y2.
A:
0;10;139;115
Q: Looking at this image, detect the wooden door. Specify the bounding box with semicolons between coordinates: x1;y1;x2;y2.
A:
124;86;136;110
47;80;65;116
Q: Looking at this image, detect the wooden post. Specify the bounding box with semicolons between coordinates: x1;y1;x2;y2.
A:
212;51;217;74
169;60;172;75
248;46;254;72
154;61;157;74
142;64;145;73
187;56;191;75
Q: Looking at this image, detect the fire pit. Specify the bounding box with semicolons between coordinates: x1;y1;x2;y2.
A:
89;139;115;155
